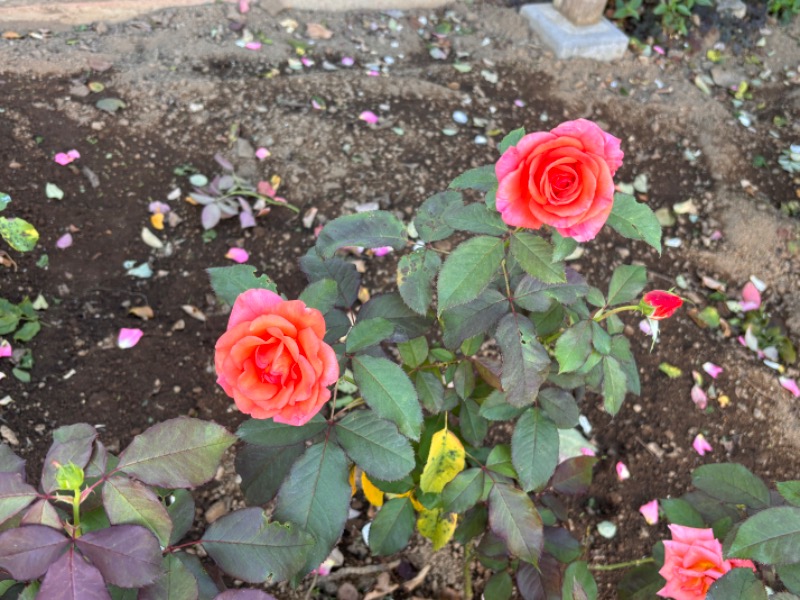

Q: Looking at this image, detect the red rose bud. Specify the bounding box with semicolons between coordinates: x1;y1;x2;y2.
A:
642;290;683;320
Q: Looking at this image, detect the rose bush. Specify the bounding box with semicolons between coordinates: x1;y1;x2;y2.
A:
214;288;339;425
658;525;755;600
494;118;623;242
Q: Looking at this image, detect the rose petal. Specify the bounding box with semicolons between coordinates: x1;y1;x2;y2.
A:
341;56;355;66
226;247;249;263
238;0;249;12
255;147;270;161
67;149;81;160
54;153;72;166
0;340;11;358
639;319;652;335
56;233;73;249
692;433;713;456
359;110;379;124
117;328;144;349
691;385;708;410
245;41;261;51
780;377;800;398
148;201;171;214
702;362;723;379
615;461;630;481
741;282;761;312
372;246;392;257
639;500;659;525
580;447;596;457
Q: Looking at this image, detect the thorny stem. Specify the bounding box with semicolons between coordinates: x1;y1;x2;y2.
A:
164;539;206;554
329;377;343;421
333;398;365;420
589;557;655;571
500;259;517;317
72;491;82;538
463;541;474;600
219;189;300;214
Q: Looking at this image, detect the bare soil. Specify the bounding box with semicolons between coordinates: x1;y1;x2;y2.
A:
0;2;799;598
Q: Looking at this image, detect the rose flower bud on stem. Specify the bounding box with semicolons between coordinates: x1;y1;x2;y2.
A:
641;290;683;320
214;288;339;426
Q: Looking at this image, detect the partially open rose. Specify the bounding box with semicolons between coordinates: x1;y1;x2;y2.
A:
658;525;756;600
495;118;623;242
215;289;339;426
642;290;683;320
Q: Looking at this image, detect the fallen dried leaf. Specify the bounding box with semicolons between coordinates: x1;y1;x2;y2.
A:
181;305;207;322
129;306;155;320
306;22;333;39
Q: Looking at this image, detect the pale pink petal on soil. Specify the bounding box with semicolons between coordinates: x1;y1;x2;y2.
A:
692;434;713;456
639;500;659;525
691;385;708;410
225;248;249;263
117;328;144;349
56;233;73;249
780;377;800;398
702;362;723;379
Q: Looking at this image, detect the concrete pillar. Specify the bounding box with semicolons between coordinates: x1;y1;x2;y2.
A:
553;0;607;26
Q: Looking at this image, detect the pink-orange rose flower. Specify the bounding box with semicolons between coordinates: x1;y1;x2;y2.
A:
495;118;623;242
215;289;339;426
657;525;756;600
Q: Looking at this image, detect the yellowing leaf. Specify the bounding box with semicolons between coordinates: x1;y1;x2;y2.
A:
0;217;39;252
420;428;465;494
270;175;281;190
361;472;384;508
417;508;457;551
392;490;423;512
349;466;357;496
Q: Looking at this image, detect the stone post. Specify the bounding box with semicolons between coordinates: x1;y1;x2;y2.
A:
553;0;607;26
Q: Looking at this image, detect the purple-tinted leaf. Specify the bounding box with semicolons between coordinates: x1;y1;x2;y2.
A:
239;211;256;229
218;198;239;217
116;417;236;488
488;483;543;566
215;591;278;600
517;554;562;600
238;198;252;213
551;456;597;496
190;193;217;206
102;476;173;546
0;444;25;478
201;204;221;230
202;508;314;583
0;524;69;579
0;472;37;525
218;175;235;191
167;489;196;546
41;424;97;493
84;441;109;479
214;153;234;172
75;525;162;587
38;546;111;600
21;499;62;529
139;554;198;600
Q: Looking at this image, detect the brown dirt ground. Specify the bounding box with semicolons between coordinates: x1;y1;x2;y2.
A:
0;2;799;598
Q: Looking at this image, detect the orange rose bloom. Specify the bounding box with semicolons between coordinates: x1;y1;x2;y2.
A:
658;525;756;600
215;289;339;426
495;118;623;242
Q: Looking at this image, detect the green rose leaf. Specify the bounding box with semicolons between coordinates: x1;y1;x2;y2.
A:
563;561;598;600
413;191;462;242
235;443;305;506
538;388;580;429
316;210;407;259
499;127;525;153
692;463;770;510
368;497;415;556
345;317;394;353
510;232;566;284
443;203;507;236
707;568;768;600
488;482;543;566
726;506;800;564
334;410;415;481
299;251;361;309
273;442;351;579
660;498;704;528
138;554;199;600
555;321;593;373
102;476;173;546
607;264;647;306
397;249;441;315
442;468;484;514
448;165;497;193
552;456;597;495
437;236;505;314
237;414;328;448
607;192;663;255
203;507;314;583
602;356;628;415
207;265;277;306
353;355;423;440
496;314;551;408
778;481;800;507
441;289;509;350
512;408;559;493
117;417;236;488
298;278;338;314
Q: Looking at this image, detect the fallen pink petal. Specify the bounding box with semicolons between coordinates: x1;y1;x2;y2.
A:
226;247;249;263
691;385;708;410
780;377;800;398
257;181;276;197
702;362;723;379
255;147;270;161
54;153;72;166
372;246;392;257
117;328;144;349
238;0;249;13
615;461;630;481
639;500;659;525
245;41;261;51
692;433;713;456
580;447;596;457
341;56;355;66
56;233;73;249
639;319;652;335
740;281;761;312
67;149;80;160
0;340;11;358
359;110;379;124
